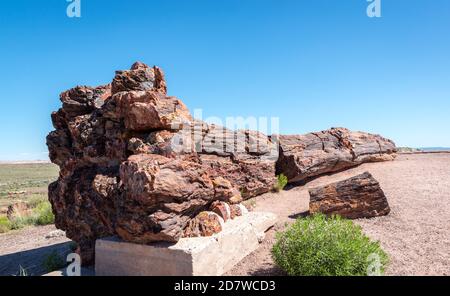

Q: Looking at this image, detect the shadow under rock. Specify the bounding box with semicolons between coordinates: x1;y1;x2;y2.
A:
0;242;73;276
288;211;310;220
248;265;286;276
284;165;365;191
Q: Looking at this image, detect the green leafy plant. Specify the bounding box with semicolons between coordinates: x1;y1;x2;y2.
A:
273;174;288;192
272;214;388;276
10;215;35;230
33;201;54;225
0;216;12;233
42;250;66;272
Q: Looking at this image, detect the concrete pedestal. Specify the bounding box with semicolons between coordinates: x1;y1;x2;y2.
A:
95;212;277;276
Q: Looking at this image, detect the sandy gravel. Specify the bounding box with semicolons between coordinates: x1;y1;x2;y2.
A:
227;153;450;276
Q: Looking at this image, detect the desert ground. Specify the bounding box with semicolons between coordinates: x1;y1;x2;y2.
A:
0;153;449;276
227;153;450;276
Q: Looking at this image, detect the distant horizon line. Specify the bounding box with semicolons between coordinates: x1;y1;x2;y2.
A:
1;147;450;163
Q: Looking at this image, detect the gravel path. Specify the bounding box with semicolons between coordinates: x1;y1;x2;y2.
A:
227;153;450;276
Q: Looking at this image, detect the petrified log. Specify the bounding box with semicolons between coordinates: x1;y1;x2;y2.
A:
309;172;391;219
183;211;224;238
276;128;397;183
46;62;396;264
47;62;277;264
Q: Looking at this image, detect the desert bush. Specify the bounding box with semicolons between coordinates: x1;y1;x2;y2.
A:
42;251;66;272
0;216;12;233
10;215;35;230
273;174;288;192
33;201;54;225
272;214;388;276
8;201;54;230
26;194;48;208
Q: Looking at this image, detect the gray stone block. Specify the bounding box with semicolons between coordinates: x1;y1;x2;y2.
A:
95;212;277;276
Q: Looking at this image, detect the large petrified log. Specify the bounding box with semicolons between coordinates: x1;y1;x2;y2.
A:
309;172;391;219
276;128;397;183
47;62;277;264
47;62;397;264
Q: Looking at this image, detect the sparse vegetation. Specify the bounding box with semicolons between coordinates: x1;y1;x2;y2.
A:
8;200;55;231
273;174;288;192
0;163;58;233
272;214;388;276
0;216;12;233
397;147;422;153
42;250;66;273
10;215;36;230
0;163;58;198
34;201;55;225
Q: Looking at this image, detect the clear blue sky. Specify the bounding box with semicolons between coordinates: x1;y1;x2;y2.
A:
0;0;449;161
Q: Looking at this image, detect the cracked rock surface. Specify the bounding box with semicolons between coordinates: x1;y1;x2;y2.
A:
46;62;277;264
309;172;391;219
276;128;397;183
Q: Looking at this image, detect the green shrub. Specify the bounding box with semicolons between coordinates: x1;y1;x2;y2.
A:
273;174;288;192
8;201;54;230
10;215;36;230
33;201;54;225
272;214;388;276
0;216;12;233
42;251;66;272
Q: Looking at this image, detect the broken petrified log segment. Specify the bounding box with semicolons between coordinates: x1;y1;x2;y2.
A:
105;90;192;131
184;202;248;238
116;154;242;244
309;172;391;219
210;201;248;222
47;62;277;264
183;211;224;238
210;201;232;222
276;128;397;183
111;62;167;95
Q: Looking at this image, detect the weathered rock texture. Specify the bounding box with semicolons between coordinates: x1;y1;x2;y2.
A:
47;62;277;264
309;172;391;219
276;128;397;183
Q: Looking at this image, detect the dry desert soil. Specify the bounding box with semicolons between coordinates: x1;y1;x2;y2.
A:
226;153;450;276
0;153;449;276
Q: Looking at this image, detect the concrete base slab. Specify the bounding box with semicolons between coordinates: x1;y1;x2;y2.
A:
95;211;277;276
